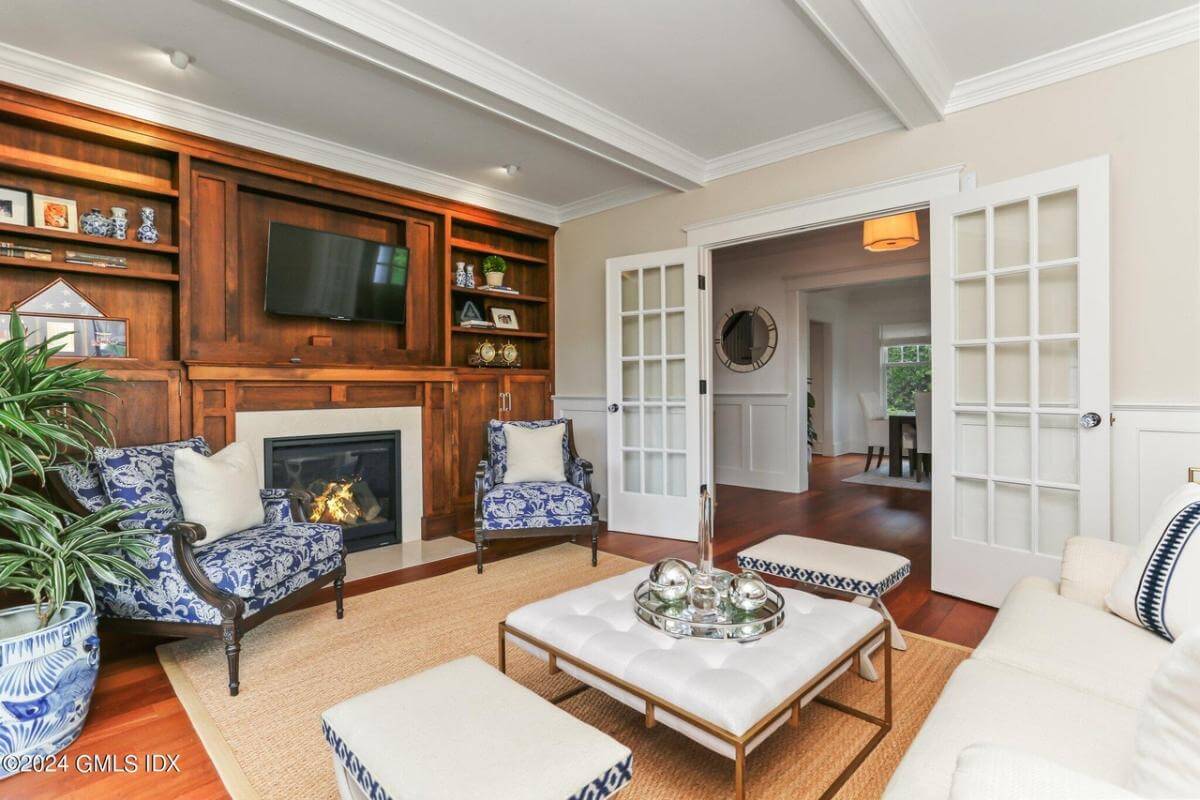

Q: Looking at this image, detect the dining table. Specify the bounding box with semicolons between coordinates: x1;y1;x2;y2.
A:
888;414;916;477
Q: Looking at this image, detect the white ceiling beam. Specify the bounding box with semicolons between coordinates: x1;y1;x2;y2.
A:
792;0;947;128
219;0;706;191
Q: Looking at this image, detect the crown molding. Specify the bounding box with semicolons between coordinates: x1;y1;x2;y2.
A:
226;0;706;190
0;41;560;224
703;109;901;182
945;6;1200;114
555;184;669;223
855;0;952;113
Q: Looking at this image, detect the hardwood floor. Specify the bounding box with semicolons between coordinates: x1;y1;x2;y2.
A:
7;453;994;799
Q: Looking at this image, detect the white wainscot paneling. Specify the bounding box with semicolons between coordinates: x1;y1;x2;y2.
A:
1112;404;1200;545
553;396;609;520
713;393;795;491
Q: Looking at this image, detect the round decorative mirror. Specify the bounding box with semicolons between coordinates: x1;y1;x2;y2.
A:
715;306;778;372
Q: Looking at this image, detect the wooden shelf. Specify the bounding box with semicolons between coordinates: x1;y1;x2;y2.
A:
450;238;547;264
450;286;548;304
0;255;179;282
0;145;179;199
451;326;548;339
0;221;179;254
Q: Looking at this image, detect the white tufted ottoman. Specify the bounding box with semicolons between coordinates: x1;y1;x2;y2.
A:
501;568;891;800
322;655;633;800
738;535;912;654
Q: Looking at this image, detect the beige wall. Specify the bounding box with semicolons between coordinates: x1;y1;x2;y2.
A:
556;44;1200;404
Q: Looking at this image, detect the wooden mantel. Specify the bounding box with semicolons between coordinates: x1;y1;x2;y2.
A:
184;363;457;383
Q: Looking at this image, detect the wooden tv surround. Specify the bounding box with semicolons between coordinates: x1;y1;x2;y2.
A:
0;83;557;538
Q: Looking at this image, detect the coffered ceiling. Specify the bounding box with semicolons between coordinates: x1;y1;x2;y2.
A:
0;0;1195;224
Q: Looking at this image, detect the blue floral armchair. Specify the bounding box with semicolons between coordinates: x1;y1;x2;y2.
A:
53;437;346;696
474;419;600;574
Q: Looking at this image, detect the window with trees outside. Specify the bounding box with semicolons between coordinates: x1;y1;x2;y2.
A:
882;344;931;414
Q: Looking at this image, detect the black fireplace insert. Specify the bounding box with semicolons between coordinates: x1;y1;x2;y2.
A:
264;431;401;552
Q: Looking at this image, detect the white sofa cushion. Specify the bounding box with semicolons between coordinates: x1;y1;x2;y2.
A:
1108;483;1200;642
948;744;1139;800
973;576;1170;709
1059;536;1133;609
1130;629;1200;798
501;422;566;483
322;655;632;800
173;441;264;546
882;658;1139;800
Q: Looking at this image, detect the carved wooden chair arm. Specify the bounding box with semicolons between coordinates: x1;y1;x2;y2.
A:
165;520;246;620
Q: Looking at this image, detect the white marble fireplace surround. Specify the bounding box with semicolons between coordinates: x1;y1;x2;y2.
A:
234;406;424;544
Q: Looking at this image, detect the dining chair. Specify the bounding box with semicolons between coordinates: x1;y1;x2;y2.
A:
914;391;932;481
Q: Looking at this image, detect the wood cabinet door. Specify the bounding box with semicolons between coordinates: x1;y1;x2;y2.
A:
504;374;551;422
455;372;503;503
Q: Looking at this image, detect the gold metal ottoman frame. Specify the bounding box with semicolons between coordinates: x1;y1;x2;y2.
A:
499;619;892;800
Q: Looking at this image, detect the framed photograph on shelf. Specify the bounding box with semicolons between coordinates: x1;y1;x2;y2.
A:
0;185;31;226
490;306;519;330
32;194;78;233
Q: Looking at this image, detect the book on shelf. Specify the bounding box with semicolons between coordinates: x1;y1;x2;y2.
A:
458;320;496;329
1;242;53;255
65;250;127;267
476;285;518;294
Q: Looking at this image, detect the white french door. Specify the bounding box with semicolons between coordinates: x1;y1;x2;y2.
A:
605;248;703;540
931;156;1110;607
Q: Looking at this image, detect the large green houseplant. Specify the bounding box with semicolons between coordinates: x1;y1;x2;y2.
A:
0;311;152;774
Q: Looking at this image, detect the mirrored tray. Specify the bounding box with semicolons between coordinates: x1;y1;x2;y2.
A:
633;576;786;642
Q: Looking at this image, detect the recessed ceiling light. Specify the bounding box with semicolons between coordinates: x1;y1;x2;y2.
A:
502;164;520;177
168;49;192;70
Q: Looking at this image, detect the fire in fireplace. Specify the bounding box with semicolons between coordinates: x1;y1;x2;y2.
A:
264;431;401;552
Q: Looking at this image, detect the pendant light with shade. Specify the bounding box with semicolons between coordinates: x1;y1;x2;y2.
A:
863;211;920;252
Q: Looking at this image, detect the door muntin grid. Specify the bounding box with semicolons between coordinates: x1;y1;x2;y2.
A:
950;190;1081;555
620;262;687;497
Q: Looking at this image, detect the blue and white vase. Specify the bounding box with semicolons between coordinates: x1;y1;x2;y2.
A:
0;602;99;778
79;208;111;238
109;207;128;240
135;206;158;244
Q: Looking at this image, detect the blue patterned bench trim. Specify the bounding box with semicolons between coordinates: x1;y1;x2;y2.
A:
736;555;911;599
323;719;393;800
1135;500;1200;642
323;720;632;800
569;753;633;800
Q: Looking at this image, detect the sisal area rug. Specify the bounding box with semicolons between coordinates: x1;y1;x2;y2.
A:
158;544;967;800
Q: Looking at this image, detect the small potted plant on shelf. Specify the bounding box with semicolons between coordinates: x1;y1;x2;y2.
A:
0;312;151;777
481;255;508;288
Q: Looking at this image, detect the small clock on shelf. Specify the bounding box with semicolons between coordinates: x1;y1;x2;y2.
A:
468;339;521;368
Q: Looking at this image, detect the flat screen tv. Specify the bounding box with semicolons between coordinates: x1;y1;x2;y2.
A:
264;222;409;324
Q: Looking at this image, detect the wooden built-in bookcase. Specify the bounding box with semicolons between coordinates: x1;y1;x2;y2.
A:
0;82;558;537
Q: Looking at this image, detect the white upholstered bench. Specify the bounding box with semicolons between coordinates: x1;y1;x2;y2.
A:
322;655;633;800
737;535;911;655
501;567;890;800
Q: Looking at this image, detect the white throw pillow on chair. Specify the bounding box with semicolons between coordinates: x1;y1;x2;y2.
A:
174;441;265;546
1107;483;1200;642
502;423;566;484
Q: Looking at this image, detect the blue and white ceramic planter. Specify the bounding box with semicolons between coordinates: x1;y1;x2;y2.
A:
0;602;99;778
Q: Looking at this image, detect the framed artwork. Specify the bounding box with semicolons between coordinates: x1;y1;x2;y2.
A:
0;185;31;226
490;307;519;329
0;278;129;358
32;194;78;233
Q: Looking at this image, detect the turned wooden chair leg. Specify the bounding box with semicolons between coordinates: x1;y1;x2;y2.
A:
334;577;345;619
591;527;599;567
475;537;485;574
225;640;242;696
875;448;885;469
863;447;874;472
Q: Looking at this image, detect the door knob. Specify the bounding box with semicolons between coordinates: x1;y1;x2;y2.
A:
1079;412;1102;429
608;403;619;413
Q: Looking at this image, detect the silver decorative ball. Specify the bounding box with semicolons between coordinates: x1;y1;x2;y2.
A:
649;558;693;602
730;571;769;611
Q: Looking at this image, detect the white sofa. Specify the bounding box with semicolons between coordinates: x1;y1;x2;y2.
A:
884;536;1175;800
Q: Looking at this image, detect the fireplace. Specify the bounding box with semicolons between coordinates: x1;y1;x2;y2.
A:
264;431;401;552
